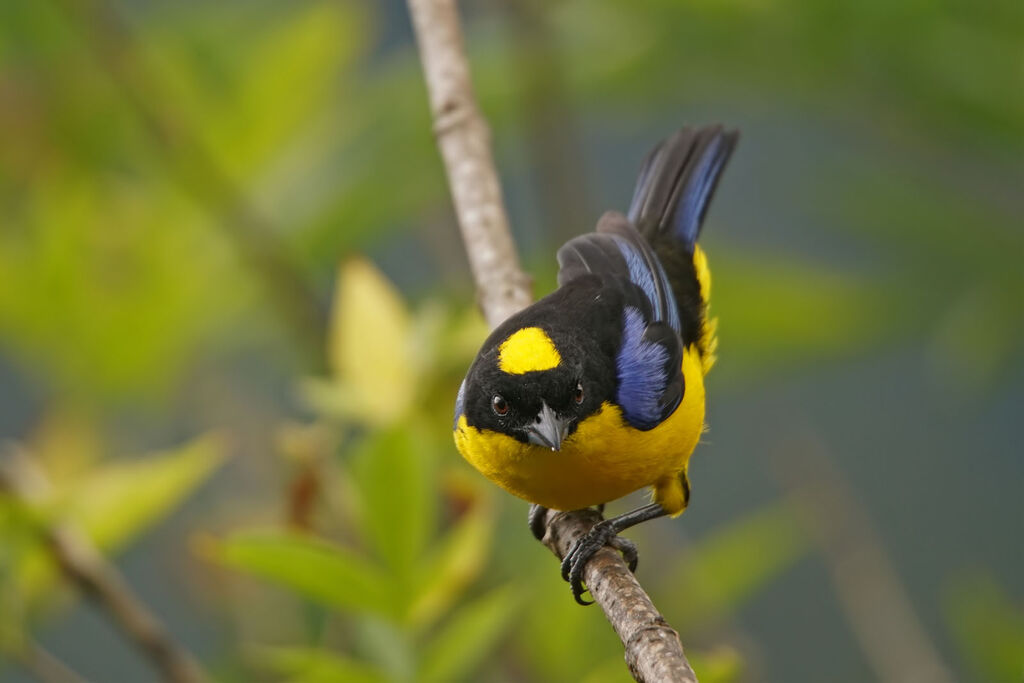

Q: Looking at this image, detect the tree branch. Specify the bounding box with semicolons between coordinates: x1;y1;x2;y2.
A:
0;446;207;683
771;429;955;683
2;635;92;683
541;508;698;682
406;0;532;328
405;1;696;680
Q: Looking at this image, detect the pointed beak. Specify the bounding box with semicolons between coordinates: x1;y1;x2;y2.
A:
526;402;570;451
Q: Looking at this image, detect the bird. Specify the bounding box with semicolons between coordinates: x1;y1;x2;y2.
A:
453;125;738;603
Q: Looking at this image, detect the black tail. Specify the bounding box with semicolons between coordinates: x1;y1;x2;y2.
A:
627;125;738;250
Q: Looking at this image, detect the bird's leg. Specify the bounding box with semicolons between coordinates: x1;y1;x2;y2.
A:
560;502;667;605
528;503;549;541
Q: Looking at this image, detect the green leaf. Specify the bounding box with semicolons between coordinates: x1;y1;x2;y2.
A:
354;617;415;682
712;252;885;382
517;562;625;682
325;257;416;426
68;433;225;551
230;2;364;175
579;659;635;683
19;433;226;600
0;496;34;642
253;645;389;683
408;485;494;628
943;572;1024;683
418;585;519;683
153;2;367;183
351;427;435;587
661;502;809;629
211;530;392;617
688;646;743;683
0;178;239;399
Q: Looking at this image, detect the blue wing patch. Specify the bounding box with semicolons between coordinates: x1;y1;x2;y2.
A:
615;307;683;430
608;233;682;334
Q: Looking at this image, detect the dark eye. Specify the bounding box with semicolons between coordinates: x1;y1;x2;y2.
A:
574;382;585;404
492;395;509;416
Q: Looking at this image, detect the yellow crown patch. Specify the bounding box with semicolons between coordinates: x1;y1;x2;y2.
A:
498;327;561;375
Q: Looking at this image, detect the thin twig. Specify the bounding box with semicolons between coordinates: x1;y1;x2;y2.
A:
405;1;696;680
541;508;699;683
0;446;207;683
6;637;93;683
406;0;532;329
771;428;955;683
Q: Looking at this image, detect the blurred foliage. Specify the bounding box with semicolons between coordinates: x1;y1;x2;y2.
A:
658;502;809;632
944;572;1024;683
0;0;1020;681
0;434;225;653
2;0;1020;398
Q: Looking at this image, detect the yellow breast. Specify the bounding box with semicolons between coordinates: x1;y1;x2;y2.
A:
454;347;705;512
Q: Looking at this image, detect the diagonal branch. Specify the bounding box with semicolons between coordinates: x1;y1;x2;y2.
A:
405;0;532;329
0;446;207;683
2;635;92;683
540;508;699;682
771;429;955;683
405;1;696;680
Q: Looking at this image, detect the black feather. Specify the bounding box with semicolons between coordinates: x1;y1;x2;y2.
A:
627;125;739;249
557;212;681;333
626;125;738;349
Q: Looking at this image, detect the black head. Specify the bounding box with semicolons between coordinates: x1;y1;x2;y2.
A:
456;321;614;450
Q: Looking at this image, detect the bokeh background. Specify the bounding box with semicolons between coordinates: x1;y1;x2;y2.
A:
1;0;1021;681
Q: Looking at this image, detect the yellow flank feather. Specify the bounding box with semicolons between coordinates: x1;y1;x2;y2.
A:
498;327;562;374
692;245;718;375
455;346;705;513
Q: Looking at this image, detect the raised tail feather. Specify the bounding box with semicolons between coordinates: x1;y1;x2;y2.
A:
627;125;738;373
627;125;738;250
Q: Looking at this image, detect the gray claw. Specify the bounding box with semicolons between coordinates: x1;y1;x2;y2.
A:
528;504;549;541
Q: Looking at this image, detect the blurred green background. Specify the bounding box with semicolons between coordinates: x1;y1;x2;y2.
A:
1;0;1021;681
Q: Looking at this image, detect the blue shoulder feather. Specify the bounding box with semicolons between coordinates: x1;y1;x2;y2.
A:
615;307;683;430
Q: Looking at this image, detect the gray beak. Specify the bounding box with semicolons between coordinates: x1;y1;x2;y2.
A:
526;402;570;451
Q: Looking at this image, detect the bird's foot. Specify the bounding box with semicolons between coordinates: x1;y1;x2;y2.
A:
560;521;639;605
528;503;549;541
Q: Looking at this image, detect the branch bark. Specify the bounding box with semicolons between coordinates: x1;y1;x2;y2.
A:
771;429;955;683
541;508;698;682
3;637;92;683
405;2;696;680
406;0;532;328
0;446;207;683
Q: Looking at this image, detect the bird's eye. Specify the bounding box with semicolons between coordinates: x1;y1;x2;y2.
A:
574;382;585;404
492;395;509;416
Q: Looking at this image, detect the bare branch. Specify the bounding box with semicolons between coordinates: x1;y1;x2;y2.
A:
1;634;92;683
406;0;532;328
405;1;697;680
771;431;955;683
0;447;207;683
541;508;699;683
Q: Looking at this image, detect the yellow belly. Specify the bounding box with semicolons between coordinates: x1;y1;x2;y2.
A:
454;347;705;512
